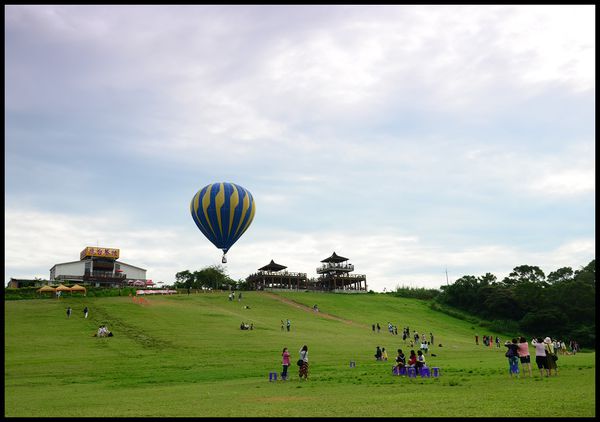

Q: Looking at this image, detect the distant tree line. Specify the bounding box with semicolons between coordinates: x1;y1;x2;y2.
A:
395;260;595;348
174;265;249;290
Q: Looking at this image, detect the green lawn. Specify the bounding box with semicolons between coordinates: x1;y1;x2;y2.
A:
4;291;595;417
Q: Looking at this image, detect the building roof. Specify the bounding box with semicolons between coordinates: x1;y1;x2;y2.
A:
320;252;349;263
258;260;287;272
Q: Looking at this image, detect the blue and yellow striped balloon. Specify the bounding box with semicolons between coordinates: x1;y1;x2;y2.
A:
190;182;256;258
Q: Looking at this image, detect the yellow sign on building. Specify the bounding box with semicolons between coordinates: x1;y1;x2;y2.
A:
80;247;120;260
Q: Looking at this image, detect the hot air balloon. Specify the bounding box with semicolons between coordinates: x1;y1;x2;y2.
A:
190;182;256;263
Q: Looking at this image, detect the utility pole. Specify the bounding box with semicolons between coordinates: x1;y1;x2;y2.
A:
445;268;449;286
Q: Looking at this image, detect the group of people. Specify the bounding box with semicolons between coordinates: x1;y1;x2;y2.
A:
240;322;254;330
66;306;89;319
503;336;559;378
476;335;500;348
372;325;435;346
280;345;309;381
281;319;291;332
374;346;389;361
393;349;427;371
228;291;242;301
95;325;113;337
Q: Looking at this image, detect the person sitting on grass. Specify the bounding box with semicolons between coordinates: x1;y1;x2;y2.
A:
395;349;406;371
95;325;112;337
416;350;426;371
374;346;383;361
407;350;417;367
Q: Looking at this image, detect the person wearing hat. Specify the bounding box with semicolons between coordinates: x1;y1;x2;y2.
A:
543;337;558;376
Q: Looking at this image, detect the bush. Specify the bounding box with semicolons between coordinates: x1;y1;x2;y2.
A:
481;319;520;334
393;286;440;300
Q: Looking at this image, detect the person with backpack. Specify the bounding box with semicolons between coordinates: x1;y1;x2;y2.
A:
504;338;520;378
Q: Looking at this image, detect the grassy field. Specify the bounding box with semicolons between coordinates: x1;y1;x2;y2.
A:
4;291;595;417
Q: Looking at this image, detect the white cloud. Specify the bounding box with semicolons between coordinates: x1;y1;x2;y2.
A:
6;208;594;291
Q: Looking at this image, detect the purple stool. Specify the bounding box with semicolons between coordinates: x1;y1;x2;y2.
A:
407;367;417;378
269;372;277;381
420;367;430;378
432;367;441;377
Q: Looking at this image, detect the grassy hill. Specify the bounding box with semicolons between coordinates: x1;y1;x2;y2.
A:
4;291;595;417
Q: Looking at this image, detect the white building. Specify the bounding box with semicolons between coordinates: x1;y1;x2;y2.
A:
49;247;147;288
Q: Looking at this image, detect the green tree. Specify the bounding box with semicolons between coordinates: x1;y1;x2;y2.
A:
502;265;546;285
478;273;497;286
546;267;574;284
482;286;522;319
174;270;194;289
174;266;237;290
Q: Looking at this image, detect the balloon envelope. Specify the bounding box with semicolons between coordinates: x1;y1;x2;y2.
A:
190;182;256;255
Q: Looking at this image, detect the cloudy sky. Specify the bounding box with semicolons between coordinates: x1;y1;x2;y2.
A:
5;5;595;291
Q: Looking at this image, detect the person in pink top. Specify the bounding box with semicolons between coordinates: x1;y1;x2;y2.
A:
281;347;291;380
532;337;549;377
517;336;533;377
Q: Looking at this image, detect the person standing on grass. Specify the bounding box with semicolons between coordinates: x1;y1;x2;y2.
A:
517;336;533;377
544;337;558;376
83;306;89;319
281;347;290;381
66;307;72;318
376;323;380;333
532;337;549;377
475;335;479;345
281;320;285;331
299;345;309;380
286;319;291;332
504;338;520;378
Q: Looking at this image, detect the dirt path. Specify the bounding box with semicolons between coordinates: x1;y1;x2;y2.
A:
261;291;369;329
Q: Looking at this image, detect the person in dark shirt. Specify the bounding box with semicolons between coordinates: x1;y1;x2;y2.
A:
505;338;520;378
374;346;382;360
395;349;406;370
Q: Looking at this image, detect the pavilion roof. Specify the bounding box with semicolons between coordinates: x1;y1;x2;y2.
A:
258;260;287;272
320;252;349;263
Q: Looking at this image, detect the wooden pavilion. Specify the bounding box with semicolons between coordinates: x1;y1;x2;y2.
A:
245;260;309;291
315;252;367;292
